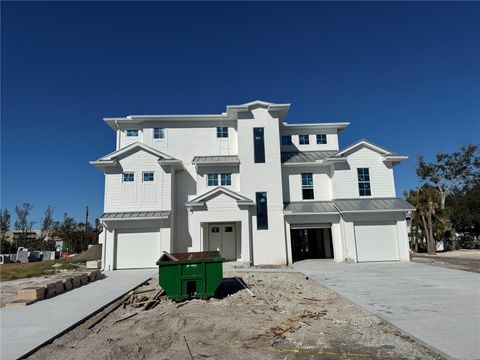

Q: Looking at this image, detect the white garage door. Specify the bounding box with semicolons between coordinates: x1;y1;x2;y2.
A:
116;229;160;269
354;221;400;262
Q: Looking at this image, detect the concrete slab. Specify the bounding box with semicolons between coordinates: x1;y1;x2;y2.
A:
0;269;156;360
293;260;480;359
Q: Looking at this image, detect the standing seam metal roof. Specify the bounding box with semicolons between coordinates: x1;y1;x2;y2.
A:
284;201;338;214
100;211;171;219
281;151;338;163
192;155;240;165
333;198;415;212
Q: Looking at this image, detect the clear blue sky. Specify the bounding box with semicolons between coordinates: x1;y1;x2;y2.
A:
2;2;479;226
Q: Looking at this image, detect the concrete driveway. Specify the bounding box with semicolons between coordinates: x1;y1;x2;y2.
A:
293;260;480;359
0;269;156;360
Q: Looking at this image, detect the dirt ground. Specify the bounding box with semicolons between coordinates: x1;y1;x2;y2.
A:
413;249;480;273
0;264;90;307
29;272;441;360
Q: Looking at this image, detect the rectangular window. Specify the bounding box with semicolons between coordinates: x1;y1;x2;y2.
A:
357;168;372;196
207;174;219;186
281;135;292;145
316;134;327;144
220;173;231;186
299;134;310;145
153;128;165;139
126;130;139;137
256;192;268;230
301;173;314;200
123;173;134;182
143;172;154;182
253;128;265;163
216;127;228;138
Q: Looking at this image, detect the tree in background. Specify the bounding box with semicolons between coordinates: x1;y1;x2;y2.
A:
1;209;10;241
40;206;57;251
417;144;480;210
1;209;12;253
405;185;442;254
14;203;35;248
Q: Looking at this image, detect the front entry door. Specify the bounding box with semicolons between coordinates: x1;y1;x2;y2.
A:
208;224;236;260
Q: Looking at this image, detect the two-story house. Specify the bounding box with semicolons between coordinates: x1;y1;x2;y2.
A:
91;100;414;270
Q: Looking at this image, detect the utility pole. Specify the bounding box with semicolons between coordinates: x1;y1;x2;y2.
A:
85;206;89;251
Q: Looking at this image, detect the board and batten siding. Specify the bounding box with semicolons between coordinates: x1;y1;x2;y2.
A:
104;150;172;212
332;147;396;199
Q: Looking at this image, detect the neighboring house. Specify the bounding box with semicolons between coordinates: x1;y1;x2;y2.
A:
91;100;414;270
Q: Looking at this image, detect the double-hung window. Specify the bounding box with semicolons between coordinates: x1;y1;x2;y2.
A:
153;128;165;139
207;173;232;186
207;174;219;186
216;127;228;138
126;129;139;137
281;135;292;145
357;168;372;196
220;173;231;186
301;173;314;200
123;173;134;182
143;172;154;182
299;134;310;145
316;134;327;144
256;192;268;230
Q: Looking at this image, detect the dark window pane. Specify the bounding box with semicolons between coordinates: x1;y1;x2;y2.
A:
256;192;268;230
220;173;231;186
216;127;228;138
224;226;233;233
281;135;292;145
302;188;314;200
316;134;327;144
253;128;265;163
299;134;310;145
207;174;218;186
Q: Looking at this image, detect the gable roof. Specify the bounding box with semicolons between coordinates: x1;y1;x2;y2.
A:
331;139;408;162
90;142;181;169
186;187;254;208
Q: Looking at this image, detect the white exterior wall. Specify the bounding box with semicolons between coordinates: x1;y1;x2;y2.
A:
332;147;396;199
104;150;172;212
237;108;286;265
280;128;339;152
282;166;332;202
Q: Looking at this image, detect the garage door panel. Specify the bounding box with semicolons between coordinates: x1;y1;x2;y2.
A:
355;221;399;262
116;229;160;269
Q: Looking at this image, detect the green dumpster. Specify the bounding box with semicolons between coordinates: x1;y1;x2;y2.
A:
156;251;224;301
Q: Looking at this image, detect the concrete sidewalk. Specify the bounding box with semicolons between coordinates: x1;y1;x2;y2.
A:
0;269;156;360
294;260;480;359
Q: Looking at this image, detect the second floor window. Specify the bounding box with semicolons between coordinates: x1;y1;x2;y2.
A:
316;134;327;144
357;168;372;196
123;173;134;182
143;172;154;182
217;127;228;138
207;173;232;186
153;128;165;139
281;135;292;145
220;173;231;186
299;134;310;145
301;173;314;200
126;130;139;137
207;174;219;186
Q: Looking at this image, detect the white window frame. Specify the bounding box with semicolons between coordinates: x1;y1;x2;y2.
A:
316;134;327;144
123;172;135;182
143;172;154;182
126;130;139;137
207;173;219;187
357;168;372;196
301;173;314;200
216;127;228;138
299;134;310;145
153;128;165;139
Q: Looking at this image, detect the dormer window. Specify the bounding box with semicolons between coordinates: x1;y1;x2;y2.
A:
126;130;139;137
358;168;372;196
216;127;228;138
316;134;327;144
299;134;310;145
153;128;165;139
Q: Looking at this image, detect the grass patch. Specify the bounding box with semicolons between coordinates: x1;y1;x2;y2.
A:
0;260;78;282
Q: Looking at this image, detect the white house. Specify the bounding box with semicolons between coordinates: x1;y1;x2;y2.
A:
91;100;414;270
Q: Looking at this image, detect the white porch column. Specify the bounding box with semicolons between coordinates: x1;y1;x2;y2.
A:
285;221;293;265
240;214;251;266
105;227;116;271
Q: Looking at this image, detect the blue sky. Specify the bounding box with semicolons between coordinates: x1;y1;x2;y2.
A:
2;2;479;226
